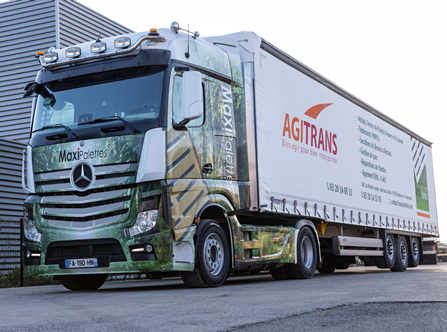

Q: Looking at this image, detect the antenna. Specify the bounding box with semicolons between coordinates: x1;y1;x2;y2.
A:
96;29;103;42
185;24;190;59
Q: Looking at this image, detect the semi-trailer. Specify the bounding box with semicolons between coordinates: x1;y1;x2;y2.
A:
21;22;438;290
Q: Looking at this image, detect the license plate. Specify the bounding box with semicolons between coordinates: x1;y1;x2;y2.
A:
65;258;98;269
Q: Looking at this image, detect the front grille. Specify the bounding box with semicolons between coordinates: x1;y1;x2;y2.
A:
43;208;129;223
35;163;137;228
40;196;129;209
34;163;138;193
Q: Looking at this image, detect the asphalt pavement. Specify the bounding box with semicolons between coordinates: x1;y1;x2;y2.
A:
1;264;447;331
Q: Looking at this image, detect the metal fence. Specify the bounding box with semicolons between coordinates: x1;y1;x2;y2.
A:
0;218;21;275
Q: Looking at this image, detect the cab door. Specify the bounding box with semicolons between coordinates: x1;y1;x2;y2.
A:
166;70;214;239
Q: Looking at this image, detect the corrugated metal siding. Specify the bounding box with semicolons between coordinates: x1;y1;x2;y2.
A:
0;0;133;144
58;0;133;48
0;139;27;219
0;0;56;143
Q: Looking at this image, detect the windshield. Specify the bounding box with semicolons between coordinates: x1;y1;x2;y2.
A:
32;66;164;135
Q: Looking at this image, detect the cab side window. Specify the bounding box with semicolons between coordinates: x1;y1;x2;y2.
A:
172;75;204;127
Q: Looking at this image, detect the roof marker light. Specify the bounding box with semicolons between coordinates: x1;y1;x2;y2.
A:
43;52;58;63
149;28;159;36
114;37;131;49
66;47;81;58
91;41;107;53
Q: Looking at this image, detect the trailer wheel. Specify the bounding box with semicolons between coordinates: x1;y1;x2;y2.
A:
60;274;107;291
391;236;408;272
407;237;420;268
285;227;317;279
181;221;229;288
374;233;396;269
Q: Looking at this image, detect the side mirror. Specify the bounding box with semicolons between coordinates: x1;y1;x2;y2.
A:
23;82;39;98
182;71;203;122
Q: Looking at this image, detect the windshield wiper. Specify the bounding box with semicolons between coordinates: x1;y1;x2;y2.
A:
79;116;140;134
32;124;80;140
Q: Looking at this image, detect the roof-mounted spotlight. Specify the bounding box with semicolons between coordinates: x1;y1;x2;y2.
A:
91;40;107;53
66;47;81;58
170;21;180;34
114;37;131;49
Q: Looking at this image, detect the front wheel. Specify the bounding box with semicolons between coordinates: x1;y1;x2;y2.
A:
285;227;317;279
181;221;230;288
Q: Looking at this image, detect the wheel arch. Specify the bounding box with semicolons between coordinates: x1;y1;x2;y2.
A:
194;194;235;268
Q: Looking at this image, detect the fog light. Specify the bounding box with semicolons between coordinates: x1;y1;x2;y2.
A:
25;250;31;259
144;244;153;253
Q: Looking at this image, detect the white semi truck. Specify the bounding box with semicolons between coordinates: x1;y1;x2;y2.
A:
21;23;438;290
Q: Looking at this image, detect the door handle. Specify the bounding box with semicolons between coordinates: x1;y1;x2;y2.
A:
202;163;213;174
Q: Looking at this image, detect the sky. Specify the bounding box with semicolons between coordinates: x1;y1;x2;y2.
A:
78;0;447;241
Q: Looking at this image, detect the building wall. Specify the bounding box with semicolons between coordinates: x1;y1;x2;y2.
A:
0;0;133;221
0;0;133;144
0;139;27;219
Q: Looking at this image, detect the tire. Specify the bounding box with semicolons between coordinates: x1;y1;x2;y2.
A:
391;236;408;272
181;221;230;288
317;255;336;274
270;266;290;280
61;274;107;291
374;233;396;269
407;237;420;268
285;227;317;279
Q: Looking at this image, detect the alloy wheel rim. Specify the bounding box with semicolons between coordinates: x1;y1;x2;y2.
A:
204;233;224;276
386;236;394;260
301;236;314;269
400;239;407;264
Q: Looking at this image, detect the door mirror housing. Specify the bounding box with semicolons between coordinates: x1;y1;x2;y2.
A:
182;71;203;122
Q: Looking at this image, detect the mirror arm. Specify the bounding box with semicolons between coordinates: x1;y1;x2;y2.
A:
172;122;187;131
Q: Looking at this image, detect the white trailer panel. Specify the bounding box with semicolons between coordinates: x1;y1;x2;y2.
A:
252;41;438;236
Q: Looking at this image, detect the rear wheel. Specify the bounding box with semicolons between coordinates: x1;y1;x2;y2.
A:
374;233;395;269
285;227;317;279
391;236;408;272
181;221;229;288
61;274;107;291
407;237;420;268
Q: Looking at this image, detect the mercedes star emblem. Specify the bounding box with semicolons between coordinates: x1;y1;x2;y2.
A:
70;162;95;191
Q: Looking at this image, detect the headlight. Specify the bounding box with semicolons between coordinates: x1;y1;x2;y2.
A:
25;219;42;242
128;210;158;236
